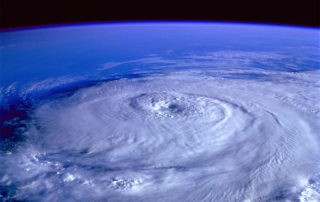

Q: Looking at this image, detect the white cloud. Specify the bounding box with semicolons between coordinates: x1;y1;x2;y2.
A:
98;50;298;71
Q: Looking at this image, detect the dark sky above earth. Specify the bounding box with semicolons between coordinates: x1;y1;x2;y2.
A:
0;0;319;29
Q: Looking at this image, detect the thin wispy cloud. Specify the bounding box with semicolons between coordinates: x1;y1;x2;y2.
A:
98;50;319;72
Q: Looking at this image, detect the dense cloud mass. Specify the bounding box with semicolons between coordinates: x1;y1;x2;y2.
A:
1;69;320;201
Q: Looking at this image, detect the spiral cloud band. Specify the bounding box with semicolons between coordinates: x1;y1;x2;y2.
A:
1;69;320;201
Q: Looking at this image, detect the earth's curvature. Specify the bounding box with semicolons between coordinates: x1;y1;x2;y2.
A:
0;22;319;201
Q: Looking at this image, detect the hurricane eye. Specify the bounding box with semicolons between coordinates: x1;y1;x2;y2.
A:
168;103;183;113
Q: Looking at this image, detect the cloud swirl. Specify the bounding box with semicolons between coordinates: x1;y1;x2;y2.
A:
1;69;319;201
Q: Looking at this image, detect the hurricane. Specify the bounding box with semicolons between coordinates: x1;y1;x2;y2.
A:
0;23;320;201
0;68;319;201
